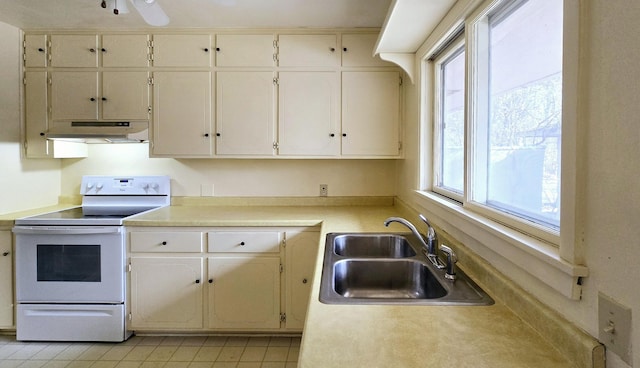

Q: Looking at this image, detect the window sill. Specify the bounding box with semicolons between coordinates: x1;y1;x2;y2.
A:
412;190;588;300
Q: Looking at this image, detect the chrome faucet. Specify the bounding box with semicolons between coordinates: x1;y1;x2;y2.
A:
439;244;457;281
383;215;445;269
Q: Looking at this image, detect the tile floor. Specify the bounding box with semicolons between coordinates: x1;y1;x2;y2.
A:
0;335;300;368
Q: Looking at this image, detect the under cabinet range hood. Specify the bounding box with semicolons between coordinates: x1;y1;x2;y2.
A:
45;121;149;143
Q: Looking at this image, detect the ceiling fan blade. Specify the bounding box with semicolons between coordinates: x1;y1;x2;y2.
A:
130;0;170;26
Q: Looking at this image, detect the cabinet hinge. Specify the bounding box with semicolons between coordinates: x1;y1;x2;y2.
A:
23;76;26;85
273;40;278;48
128;313;132;321
273;141;279;150
398;141;403;151
273;77;278;85
127;263;132;272
148;77;154;85
399;76;403;86
280;313;286;322
281;238;286;248
280;264;284;273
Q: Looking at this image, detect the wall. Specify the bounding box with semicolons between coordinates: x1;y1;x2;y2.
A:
0;21;60;215
396;0;639;367
60;144;397;198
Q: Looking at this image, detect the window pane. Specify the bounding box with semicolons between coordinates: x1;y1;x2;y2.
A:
438;48;465;193
485;0;562;227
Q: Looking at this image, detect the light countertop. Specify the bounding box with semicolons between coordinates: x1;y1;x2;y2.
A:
124;203;603;368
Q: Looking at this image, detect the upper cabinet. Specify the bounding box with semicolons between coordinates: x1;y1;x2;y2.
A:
152;34;212;67
50;35;99;68
216;34;275;67
102;34;150;67
23;34;47;68
278;34;339;67
342;34;393;67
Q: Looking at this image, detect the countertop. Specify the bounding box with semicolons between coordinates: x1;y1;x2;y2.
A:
124;203;601;368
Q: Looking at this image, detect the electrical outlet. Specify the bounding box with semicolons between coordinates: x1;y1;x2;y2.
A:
319;184;328;197
598;292;632;364
200;184;214;197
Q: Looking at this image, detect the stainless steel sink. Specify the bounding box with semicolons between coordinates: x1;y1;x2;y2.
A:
333;234;416;258
334;259;446;299
320;233;494;306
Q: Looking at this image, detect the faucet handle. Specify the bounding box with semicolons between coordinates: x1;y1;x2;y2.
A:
418;214;436;239
439;244;457;281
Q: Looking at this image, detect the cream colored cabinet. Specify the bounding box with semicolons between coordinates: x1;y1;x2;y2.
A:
342;71;402;157
50;71;149;121
101;34;150;67
50;34;99;67
129;231;204;330
277;71;340;156
284;231;319;330
152;34;212;67
130;257;204;329
208;256;281;329
215;71;275;156
278;34;339;67
0;230;13;328
151;71;213;156
207;230;281;329
215;34;275;67
23;34;47;68
341;33;393;67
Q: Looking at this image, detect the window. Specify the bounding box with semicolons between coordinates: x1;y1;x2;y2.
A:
431;0;563;240
433;36;465;198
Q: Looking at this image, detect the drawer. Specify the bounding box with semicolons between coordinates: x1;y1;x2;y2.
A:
208;232;281;253
130;231;203;253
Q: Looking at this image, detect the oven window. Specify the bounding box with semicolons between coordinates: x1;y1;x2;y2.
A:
37;245;101;282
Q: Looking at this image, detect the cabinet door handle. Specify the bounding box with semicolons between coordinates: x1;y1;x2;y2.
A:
343;47;348;52
102;97;107;101
89;48;96;53
342;133;347;137
39;132;45;136
216;133;221;137
38;48;44;52
330;133;335;137
90;97;96;101
195;279;201;284
302;278;308;284
208;279;213;284
161;241;167;245
216;47;220;52
240;241;245;246
204;48;209;52
329;47;335;52
101;48;107;53
2;252;9;257
204;133;210;137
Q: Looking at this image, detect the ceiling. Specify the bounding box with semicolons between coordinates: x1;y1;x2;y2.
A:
0;0;393;30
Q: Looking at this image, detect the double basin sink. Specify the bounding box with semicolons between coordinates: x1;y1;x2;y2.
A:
319;233;494;305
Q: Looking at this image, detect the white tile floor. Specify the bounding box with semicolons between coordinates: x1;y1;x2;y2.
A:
0;335;300;368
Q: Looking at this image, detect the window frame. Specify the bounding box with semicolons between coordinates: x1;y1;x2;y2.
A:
417;0;584;299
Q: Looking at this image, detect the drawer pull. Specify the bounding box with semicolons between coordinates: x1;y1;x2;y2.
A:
2;252;9;257
161;241;167;245
240;241;245;246
195;279;201;284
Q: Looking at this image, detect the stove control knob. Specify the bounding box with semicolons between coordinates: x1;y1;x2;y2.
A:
142;183;150;191
86;183;94;190
151;183;160;191
96;183;104;190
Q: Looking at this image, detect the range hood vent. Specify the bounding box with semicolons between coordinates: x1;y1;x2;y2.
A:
46;121;149;143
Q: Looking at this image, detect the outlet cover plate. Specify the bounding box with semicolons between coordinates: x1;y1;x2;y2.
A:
598;292;632;364
319;184;328;197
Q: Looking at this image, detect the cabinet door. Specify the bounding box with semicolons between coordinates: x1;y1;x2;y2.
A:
216;71;275;156
102;71;150;120
208;256;281;329
0;231;13;328
50;35;98;67
50;71;99;121
216;34;275;67
24;34;47;68
342;71;401;156
24;71;50;158
152;71;213;156
153;34;212;67
278;34;338;67
130;257;203;329
102;34;150;67
284;231;319;330
278;72;339;156
341;34;392;67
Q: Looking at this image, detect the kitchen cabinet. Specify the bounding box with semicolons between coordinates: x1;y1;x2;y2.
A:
207;231;281;329
50;34;98;67
215;34;275;67
342;71;402;156
278;34;339;67
151;71;213;157
24;71;88;158
152;34;212;67
49;71;149;121
129;231;204;330
284;231;319;330
23;34;47;68
215;71;276;156
341;33;393;67
127;227;319;332
0;230;13;328
277;71;340;156
101;34;150;67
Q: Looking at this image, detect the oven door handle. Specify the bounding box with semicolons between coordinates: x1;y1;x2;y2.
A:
12;226;122;235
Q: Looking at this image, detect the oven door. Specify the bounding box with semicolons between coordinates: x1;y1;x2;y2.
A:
13;226;125;303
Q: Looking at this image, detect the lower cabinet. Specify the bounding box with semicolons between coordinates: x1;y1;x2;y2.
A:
127;227;319;332
0;230;13;328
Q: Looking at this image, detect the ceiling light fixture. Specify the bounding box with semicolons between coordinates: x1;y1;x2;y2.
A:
100;0;169;27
